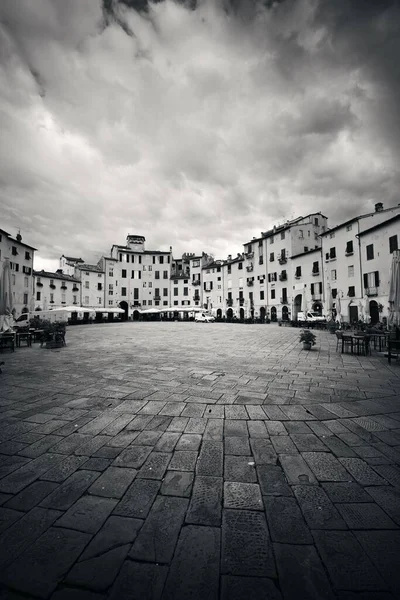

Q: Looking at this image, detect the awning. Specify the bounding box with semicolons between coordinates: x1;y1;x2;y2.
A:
94;307;125;314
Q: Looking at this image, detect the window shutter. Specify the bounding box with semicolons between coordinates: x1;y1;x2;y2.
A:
311;283;314;294
319;282;323;294
374;271;380;287
363;274;368;288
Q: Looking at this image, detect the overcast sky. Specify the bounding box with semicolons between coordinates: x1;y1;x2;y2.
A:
1;0;399;271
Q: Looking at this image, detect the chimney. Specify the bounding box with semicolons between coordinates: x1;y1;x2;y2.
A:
375;202;383;212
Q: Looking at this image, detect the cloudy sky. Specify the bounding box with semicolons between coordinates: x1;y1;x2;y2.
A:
1;0;399;271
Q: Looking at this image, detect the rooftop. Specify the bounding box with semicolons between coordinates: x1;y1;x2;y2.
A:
33;270;80;283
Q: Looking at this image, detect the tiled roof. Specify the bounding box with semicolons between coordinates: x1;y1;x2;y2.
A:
76;263;104;273
33;270;80;283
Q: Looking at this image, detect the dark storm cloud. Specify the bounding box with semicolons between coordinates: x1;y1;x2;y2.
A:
0;0;399;271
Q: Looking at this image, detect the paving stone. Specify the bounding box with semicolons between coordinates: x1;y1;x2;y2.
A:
0;507;24;534
0;441;28;455
339;458;389;486
196;440;223;476
303;451;352;482
40;455;88;483
161;470;194;497
263;406;289;420
154;431;180;452
274;543;335;600
79;414;122;435
265;421;287;436
132;430;163;446
186;476;223;526
335;592;395;600
78;457;112;471
284;421;312;434
321;435;357;457
88;466;137;498
113;479;160;518
0;453;65;494
271;436;298;455
17;435;64;458
137;452;171;479
336;502;396;529
250;438;277;465
126;414;153;430
0;527;91;598
203;419;224;440
55;495;117;534
225;455;257;483
224;482;263;511
145;416;172;431
0;455;31;480
224;436;251;455
291;434;328;452
184;418;207;434
257;465;292;496
224;420;248;437
161;525;220;600
140;401;167;415
65;545;130;592
365;486;400;525
40;470;100;511
372;464;400;487
264;496;313;544
225;406;248;420
166;417;189;432
109;560;168;600
205;405;225;419
73;435;109;456
92;445;123;459
181;404;206;418
157;402;185;417
356;531;400;595
313;530;387;591
129;495;188;564
168;450;197;471
5;480;59;512
246;405;267;420
221;575;282;600
279;454;317;485
293;485;347;529
113;446;152;469
48;433;92;455
175;434;202;452
322;482;372;503
246;420;269;438
221;509;276;577
107;430;140;448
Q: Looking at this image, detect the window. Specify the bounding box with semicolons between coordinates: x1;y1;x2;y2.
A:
109;268;114;277
299;230;303;239
139;255;142;264
348;265;354;277
121;287;127;296
134;288;139;300
109;300;113;306
183;287;188;296
159;256;164;264
331;269;337;281
152;256;156;264
50;279;54;286
270;252;274;262
155;271;160;279
12;246;18;256
330;247;336;259
143;265;146;271
346;224;352;232
24;276;28;288
329;232;335;239
364;271;380;289
98;297;102;304
259;256;264;265
122;269;126;278
314;217;319;226
142;300;146;306
163;288;168;297
163;301;168;306
332;288;337;299
193;260;200;267
304;247;308;252
36;292;41;301
174;287;178;296
312;261;319;274
271;289;276;299
270;236;274;244
98;273;102;277
238;262;243;270
84;296;89;304
366;244;374;260
163;270;168;279
227;265;231;274
85;281;89;289
308;230;311;237
260;290;264;300
173;300;178;306
143;282;147;288
97;283;102;290
25;251;30;260
348;286;355;297
148;282;152;288
12;274;15;285
148;300;152;306
280;231;285;240
295;266;301;278
148;265;152;272
73;295;77;303
282;288;288;302
346;240;353;254
36;277;41;284
239;278;243;288
184;279;188;284
389;235;398;254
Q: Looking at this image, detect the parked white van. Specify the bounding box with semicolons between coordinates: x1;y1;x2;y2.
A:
297;311;325;322
194;312;215;323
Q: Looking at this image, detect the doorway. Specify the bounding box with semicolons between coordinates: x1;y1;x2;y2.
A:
239;308;245;321
271;306;277;322
369;300;379;325
260;307;266;322
119;301;128;321
282;306;289;321
294;294;302;319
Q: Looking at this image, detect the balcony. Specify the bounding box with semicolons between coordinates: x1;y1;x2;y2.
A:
279;274;287;282
73;286;79;291
311;270;320;276
278;257;287;265
294;275;301;279
192;280;201;286
154;295;161;301
239;299;245;306
36;282;43;287
246;264;253;272
311;295;322;301
193;295;200;301
245;252;254;259
365;287;378;297
61;285;67;290
247;279;254;286
280;297;288;305
50;284;56;289
345;250;354;256
226;299;233;307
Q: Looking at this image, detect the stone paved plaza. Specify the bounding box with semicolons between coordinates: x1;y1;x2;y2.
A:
0;322;400;600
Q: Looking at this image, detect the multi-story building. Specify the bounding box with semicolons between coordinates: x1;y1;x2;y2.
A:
0;229;35;316
242;236;267;321
74;262;105;309
223;253;247;319
321;202;400;324
59;255;84;276
357;212;400;324
34;270;81;310
290;248;323;319
171;253;193;310
202;259;224;314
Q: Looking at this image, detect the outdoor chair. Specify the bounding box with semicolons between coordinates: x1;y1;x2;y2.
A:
335;331;352;353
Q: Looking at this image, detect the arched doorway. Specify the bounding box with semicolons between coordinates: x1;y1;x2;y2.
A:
260;307;266;322
239;308;245;321
227;308;233;321
133;310;140;321
271;306;277;322
217;309;222;319
282;306;289;321
119;301;128;321
369;300;379;325
294;294;302;319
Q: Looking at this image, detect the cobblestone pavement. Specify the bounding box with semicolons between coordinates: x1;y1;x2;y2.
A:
0;322;400;600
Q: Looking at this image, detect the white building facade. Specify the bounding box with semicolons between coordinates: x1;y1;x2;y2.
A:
0;229;35;316
34;270;81;310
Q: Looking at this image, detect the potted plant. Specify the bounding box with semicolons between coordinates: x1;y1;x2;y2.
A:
299;329;316;350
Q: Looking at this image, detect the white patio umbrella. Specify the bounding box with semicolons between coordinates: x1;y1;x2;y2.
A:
0;258;13;332
358;300;364;322
335;294;342;324
302;287;307;313
388;250;400;327
325;285;334;320
363;294;370;324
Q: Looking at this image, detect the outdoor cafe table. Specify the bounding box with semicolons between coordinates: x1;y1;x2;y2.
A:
341;331;371;355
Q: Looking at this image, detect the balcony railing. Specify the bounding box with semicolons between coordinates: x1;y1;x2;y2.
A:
73;286;79;291
311;270;320;276
246;265;253;272
279;274;287;281
154;295;161;301
36;282;43;287
239;299;245;306
193;296;200;301
311;294;322;301
247;280;254;286
61;285;67;290
245;252;254;259
294;274;301;279
192;280;201;286
345;250;354;256
226;299;233;307
280;297;288;304
50;284;56;289
278;257;287;265
365;287;378;297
